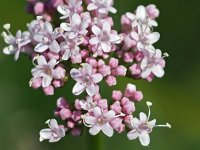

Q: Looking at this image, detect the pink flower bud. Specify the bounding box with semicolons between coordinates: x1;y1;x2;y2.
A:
98;65;111;77
81;49;89;59
43;85;54;96
93;93;102;101
110;101;122;114
71;128;82;136
121;97;130;106
34;2;44;15
131;91;143;102
112;90;122;101
115;124;125;133
124;84;136;97
86;57;98;67
47;52;60;60
109;57;119;68
97;99;108;109
110;118;123;129
123;52;134;63
53;79;63;88
112;65;127;76
129;64;141;76
30;78;42;89
60;108;72;120
124;115;133;125
74;99;81;110
97;59;105;66
71;110;81;122
71;54;82;64
51;0;64;8
134;51;144;62
67;120;75;128
146;73;154;82
122;101;135;114
57;97;69;109
146;4;160;19
106;75;117;86
121;15;131;26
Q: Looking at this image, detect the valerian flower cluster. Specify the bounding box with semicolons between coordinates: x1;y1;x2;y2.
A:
1;0;171;147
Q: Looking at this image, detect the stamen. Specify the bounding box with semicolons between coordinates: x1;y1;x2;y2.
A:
3;23;11;30
155;123;171;128
32;55;39;67
146;101;152;120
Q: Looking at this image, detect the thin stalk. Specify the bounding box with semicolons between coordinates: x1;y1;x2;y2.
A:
87;131;104;150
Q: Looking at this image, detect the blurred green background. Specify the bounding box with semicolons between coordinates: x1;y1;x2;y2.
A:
0;0;200;150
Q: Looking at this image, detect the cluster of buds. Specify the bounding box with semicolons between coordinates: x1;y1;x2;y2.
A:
1;0;171;147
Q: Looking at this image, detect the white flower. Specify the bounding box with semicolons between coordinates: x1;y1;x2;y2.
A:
140;49;166;78
2;24;31;61
57;0;83;19
70;63;103;96
79;96;97;111
82;107;115;137
39;119;66;143
87;0;117;16
127;101;171;146
34;22;61;53
60;12;91;41
89;21;121;55
31;55;59;88
126;5;158;28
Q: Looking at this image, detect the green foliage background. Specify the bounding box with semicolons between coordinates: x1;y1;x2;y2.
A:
0;0;200;150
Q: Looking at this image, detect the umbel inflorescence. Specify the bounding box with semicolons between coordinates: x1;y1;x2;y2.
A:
1;0;171;147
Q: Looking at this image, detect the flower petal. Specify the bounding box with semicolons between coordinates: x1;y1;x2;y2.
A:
87;3;98;11
86;84;96;97
102;123;114;137
89;37;99;45
91;73;103;83
42;75;52;88
139;131;150;146
89;126;101;135
93;107;101;117
39;129;53;142
136;5;146;21
49;40;60;53
85;116;96;125
35;43;49;52
127;129;139;140
152;65;164;78
139;112;147;123
72;82;85;95
92;25;101;36
103;110;115;120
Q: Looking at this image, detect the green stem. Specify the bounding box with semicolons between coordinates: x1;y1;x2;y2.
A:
87;131;104;150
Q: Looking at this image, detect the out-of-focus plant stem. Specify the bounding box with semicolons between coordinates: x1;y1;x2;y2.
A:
87;131;104;150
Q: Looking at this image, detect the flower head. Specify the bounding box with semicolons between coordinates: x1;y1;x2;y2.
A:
39;119;66;142
70;63;103;96
82;107;116;137
127;101;171;146
2;23;31;60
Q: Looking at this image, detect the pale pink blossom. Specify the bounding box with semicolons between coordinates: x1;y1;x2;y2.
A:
140;49;167;78
87;0;117;17
70;63;103;96
89;22;121;56
2;24;31;60
31;55;64;88
83;107;116;137
127;102;171;146
60;12;91;41
39;119;66;142
79;96;97;111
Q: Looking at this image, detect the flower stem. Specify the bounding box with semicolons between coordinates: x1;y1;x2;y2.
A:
87;131;104;150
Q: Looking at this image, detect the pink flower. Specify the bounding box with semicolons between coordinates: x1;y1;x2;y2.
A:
79;96;97;111
87;0;117;17
57;0;83;19
2;24;31;61
140;49;167;78
127;102;171;146
34;21;61;53
89;22;121;56
31;55;62;88
39;119;66;142
83;107;115;137
70;63;103;96
60;12;91;41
